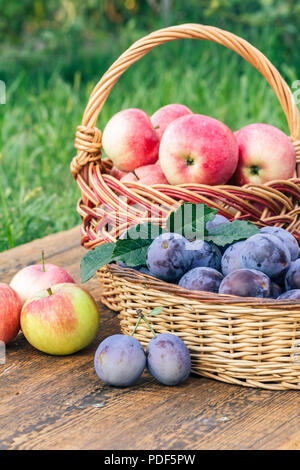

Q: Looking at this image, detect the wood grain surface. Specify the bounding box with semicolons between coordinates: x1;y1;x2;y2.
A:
0;226;300;450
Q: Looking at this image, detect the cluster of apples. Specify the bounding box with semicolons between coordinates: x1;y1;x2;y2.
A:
0;260;99;354
103;104;296;186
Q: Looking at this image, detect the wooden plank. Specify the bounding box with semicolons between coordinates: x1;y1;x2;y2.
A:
0;226;300;450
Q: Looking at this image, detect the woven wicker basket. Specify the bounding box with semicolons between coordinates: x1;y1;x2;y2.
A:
71;24;300;390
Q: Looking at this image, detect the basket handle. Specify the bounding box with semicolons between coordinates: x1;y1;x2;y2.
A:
71;23;300;177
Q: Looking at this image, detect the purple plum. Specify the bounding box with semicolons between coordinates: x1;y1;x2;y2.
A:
260;226;298;261
146;233;193;282
219;268;271;297
94;334;146;387
178;267;223;293
240;233;291;279
146;333;191;386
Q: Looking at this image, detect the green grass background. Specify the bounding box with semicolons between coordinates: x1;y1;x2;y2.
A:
1;0;299;251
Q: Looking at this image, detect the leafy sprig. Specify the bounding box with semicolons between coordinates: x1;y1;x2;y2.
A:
80;203;259;283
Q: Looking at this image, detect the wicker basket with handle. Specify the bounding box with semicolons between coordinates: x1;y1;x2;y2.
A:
71;24;300;390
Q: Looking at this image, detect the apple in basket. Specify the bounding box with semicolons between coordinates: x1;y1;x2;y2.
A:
120;163;170;185
159;114;239;185
110;166;127;180
20;283;99;355
102;108;160;172
150;104;193;140
0;283;22;344
232;123;296;185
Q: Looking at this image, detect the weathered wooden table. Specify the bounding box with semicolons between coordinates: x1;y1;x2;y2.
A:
0;226;300;450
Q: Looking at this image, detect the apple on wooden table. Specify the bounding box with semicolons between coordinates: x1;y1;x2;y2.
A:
0;283;22;344
10;256;75;304
21;283;99;355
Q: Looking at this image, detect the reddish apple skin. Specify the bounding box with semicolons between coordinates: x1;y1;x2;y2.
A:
120;163;170;185
151;104;192;140
0;283;22;344
111;166;127;180
20;283;99;355
233;123;296;185
10;264;75;304
102;108;160;172
159;114;239;185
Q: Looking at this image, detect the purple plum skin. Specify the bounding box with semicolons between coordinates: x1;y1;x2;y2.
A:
285;259;300;291
270;282;283;299
136;266;152;275
260;226;299;261
219;268;271;298
189;240;222;270
240;233;291;279
178;267;223;293
94;334;146;387
278;289;300;300
221;241;245;276
206;214;230;231
146;233;193;282
146;333;191;386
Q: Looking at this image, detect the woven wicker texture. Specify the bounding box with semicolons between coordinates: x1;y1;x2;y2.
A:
98;265;300;390
72;24;300;389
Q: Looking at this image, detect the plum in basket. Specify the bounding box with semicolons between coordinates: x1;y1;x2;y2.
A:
219;268;271;298
189;240;222;271
270;282;283;299
278;289;300;300
206;214;230;231
146;232;193;282
285;259;300;291
260;226;298;261
221;240;245;276
240;233;291;279
178;267;223;293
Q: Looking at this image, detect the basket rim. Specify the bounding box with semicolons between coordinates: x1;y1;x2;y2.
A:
104;263;300;309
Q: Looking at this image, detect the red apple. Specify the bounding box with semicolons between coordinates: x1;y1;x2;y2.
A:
102;108;160;172
0;283;22;343
151;104;192;140
233;123;296;185
159;114;239;185
120;163;169;185
20;283;99;355
10;263;75;304
110;166;127;180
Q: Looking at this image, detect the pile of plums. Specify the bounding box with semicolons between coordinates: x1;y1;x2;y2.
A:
131;216;300;300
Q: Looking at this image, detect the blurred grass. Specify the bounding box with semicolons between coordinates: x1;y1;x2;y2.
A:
0;7;299;251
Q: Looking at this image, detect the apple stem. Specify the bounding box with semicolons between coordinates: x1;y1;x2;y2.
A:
41;250;46;272
47;287;53;296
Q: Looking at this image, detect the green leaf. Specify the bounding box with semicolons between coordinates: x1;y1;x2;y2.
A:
205;220;259;246
149;306;163;316
166;203;218;240
80;242;115;283
113;238;151;266
123;222;166;241
114;223;166;266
